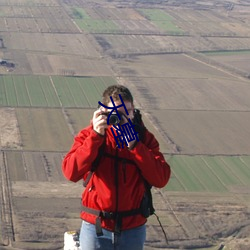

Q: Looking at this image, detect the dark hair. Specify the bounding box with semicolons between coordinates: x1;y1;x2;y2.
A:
102;85;133;105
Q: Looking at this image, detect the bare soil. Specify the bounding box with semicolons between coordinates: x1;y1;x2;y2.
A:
0;108;21;149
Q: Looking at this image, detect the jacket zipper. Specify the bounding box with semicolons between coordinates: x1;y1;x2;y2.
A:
114;148;121;236
114;148;119;211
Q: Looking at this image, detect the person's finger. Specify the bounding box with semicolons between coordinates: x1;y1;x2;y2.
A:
93;109;102;119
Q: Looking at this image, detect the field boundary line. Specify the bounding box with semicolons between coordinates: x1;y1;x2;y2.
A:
184;158;208;192
70;19;83;33
37;76;49;107
47;77;76;135
49;76;62;107
158;190;190;239
75;77;91;107
20;151;28;180
169;165;187;192
200;156;228;191
23;76;32;107
220;157;245;185
0;76;8;106
184;52;250;82
239;156;250;171
12;76;19;106
63;77;78;107
143;111;180;154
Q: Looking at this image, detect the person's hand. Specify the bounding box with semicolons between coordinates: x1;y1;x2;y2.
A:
118;114;137;149
92;108;108;136
127;138;137;150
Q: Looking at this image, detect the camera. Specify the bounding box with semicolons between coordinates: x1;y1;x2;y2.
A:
102;112;122;125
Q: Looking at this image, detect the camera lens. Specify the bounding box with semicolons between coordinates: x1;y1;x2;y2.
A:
109;114;120;125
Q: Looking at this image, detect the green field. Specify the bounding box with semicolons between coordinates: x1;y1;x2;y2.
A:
138;9;183;33
202;50;250;56
71;7;119;32
139;9;173;21
165;155;250;192
0;75;115;108
75;19;119;32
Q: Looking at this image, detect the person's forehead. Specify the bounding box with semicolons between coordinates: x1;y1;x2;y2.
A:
107;100;133;109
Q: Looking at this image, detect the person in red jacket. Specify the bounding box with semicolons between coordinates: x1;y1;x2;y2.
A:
62;85;171;250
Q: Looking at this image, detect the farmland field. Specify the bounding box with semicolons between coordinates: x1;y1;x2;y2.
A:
1;0;250;250
165;155;250;192
138;9;184;34
113;53;250;111
167;8;250;36
16;108;73;151
0;75;115;107
75;19;119;33
2;31;112;75
4;33;100;56
68;7;162;34
203;50;250;73
149;110;250;155
204;37;250;52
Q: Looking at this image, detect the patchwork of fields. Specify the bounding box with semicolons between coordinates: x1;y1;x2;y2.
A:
1;0;250;249
0;74;249;190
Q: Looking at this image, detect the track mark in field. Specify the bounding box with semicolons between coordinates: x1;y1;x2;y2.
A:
49;76;62;107
37;76;50;107
143;111;181;154
201;156;228;191
169;163;187;191
184;53;249;82
220;157;245;185
75;77;91;107
0;152;15;245
42;153;52;181
239;157;250;172
61;108;76;136
159;190;190;239
49;76;76;134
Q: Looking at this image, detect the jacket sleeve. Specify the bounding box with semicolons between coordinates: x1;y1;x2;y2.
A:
62;127;105;182
130;128;171;188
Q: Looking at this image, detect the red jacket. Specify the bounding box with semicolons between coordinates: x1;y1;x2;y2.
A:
62;124;171;231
